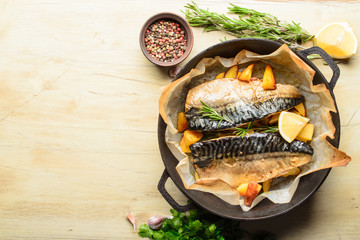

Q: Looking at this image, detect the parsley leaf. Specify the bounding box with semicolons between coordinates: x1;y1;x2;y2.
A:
138;207;277;240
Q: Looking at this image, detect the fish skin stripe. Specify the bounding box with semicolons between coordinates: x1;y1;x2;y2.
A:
190;132;313;168
186;97;303;131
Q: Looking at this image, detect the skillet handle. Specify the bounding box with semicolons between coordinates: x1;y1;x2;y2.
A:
298;46;340;91
158;169;196;212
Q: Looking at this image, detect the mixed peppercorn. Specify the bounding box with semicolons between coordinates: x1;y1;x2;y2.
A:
144;19;187;62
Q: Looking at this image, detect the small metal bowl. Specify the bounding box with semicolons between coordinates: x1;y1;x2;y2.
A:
139;12;194;67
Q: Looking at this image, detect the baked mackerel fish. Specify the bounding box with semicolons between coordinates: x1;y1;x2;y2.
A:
190;132;313;187
185;78;304;131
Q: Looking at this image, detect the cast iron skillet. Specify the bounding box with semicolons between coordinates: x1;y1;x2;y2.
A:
157;38;340;220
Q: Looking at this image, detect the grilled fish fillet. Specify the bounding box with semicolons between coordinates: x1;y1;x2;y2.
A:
185;78;303;131
190;132;313;187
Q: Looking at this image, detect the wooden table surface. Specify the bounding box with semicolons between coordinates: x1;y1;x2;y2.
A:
0;0;359;239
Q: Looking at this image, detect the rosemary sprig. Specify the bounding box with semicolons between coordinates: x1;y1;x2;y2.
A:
183;2;313;49
235;122;278;138
307;54;345;65
235;122;254;138
198;101;233;127
258;126;279;133
307;54;322;61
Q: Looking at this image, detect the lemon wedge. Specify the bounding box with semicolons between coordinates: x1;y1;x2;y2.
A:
278;111;309;143
314;21;358;59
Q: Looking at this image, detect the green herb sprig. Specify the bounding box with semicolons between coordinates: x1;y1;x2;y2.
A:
306;54;346;65
235;122;254;138
183;2;313;49
198;101;233;128
235;122;278;138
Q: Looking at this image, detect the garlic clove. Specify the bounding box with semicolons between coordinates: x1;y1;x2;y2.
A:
147;215;171;230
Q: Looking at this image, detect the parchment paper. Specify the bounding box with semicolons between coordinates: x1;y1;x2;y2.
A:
159;44;351;211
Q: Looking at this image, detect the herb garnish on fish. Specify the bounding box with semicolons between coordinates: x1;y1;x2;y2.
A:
197;101;279;134
198;101;233;127
235;122;278;138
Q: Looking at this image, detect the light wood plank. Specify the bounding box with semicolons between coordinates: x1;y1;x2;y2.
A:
0;0;359;239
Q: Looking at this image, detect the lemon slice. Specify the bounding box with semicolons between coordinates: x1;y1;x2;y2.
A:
314;21;358;59
278;111;309;143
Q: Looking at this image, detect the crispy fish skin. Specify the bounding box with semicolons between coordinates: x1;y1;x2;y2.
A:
190;133;313;186
185;78;304;131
